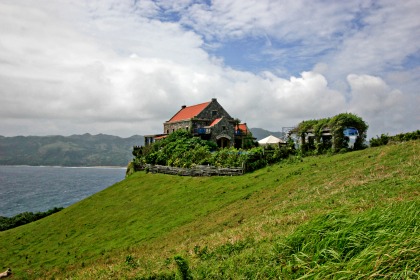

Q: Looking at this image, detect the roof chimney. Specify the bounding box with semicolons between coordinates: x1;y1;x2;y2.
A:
211;98;217;102
181;105;187;109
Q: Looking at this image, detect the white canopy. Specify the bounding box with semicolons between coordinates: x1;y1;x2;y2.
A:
258;135;285;145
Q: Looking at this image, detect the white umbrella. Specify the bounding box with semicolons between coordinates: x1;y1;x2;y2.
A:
258;135;285;145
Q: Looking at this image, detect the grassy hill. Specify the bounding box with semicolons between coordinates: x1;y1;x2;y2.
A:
0;141;418;279
0;134;144;166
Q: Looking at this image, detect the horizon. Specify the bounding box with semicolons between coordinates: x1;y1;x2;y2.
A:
1;1;419;138
0;127;283;138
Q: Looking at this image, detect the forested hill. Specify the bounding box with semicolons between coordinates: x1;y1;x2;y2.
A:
0;134;144;167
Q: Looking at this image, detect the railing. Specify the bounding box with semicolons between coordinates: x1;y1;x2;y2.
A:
194;128;211;135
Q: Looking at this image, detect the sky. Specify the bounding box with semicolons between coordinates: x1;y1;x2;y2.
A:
0;0;419;139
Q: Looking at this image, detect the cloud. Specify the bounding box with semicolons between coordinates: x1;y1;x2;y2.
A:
326;0;420;80
183;1;357;41
0;0;418;140
346;74;415;137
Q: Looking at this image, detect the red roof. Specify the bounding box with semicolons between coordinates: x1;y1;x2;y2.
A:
168;102;210;122
236;123;249;134
154;135;168;140
209;118;222;127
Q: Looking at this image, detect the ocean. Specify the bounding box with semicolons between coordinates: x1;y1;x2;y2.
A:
0;165;126;217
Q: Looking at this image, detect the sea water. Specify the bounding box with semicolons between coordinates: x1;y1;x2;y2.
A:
0;166;126;217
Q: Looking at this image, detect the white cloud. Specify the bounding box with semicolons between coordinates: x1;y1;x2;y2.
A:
346;74;415;137
183;1;356;41
0;0;418;140
327;0;420;79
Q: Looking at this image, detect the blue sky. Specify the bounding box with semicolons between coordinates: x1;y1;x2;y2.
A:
0;0;419;138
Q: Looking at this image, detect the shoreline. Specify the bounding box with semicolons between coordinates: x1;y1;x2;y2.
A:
0;165;126;169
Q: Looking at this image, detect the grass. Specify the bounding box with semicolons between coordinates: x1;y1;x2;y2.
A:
272;202;419;279
0;140;418;279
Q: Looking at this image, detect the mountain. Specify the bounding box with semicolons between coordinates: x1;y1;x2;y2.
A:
0;134;144;167
250;127;285;140
0;140;418;279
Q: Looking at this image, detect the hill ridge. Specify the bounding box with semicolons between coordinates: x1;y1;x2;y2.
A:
0;134;144;167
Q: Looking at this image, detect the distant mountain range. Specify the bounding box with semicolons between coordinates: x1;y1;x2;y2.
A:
0;134;144;167
0;128;282;167
249;128;285;141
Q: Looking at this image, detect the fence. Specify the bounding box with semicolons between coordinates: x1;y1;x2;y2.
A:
140;164;244;177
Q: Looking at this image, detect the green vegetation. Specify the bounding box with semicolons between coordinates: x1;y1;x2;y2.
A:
132;130;293;173
296;112;368;153
134;130;218;168
131;114;369;176
0;134;144;166
370;130;420;147
0;207;63;231
274;202;418;279
0;140;418;279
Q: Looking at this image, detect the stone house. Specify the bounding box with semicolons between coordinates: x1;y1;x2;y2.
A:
145;98;253;148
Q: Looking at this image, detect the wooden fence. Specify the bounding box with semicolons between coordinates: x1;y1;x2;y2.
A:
140;164;244;176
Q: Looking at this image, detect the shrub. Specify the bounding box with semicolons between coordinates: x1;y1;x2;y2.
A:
370;130;420;147
0;207;64;231
210;147;247;168
370;133;389;147
131;130;296;174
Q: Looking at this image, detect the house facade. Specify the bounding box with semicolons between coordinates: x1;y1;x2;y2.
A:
145;98;253;148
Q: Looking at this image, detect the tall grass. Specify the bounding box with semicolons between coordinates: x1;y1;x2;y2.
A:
182;202;419;279
274;201;419;279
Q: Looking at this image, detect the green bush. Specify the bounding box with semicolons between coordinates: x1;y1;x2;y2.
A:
210;147;247;168
0;207;64;231
370;133;390;147
140;131;215;168
370;130;420;147
131;131;295;174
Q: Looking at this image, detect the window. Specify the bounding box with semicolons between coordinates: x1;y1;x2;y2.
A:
222;126;226;131
212;110;217;116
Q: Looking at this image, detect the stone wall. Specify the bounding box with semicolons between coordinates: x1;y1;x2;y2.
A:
196;98;233;121
163;120;192;134
210;117;235;147
141;164;244;176
163;98;234;135
162;98;240;147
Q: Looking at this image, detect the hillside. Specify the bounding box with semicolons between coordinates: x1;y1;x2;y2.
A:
0;141;418;279
0;134;144;167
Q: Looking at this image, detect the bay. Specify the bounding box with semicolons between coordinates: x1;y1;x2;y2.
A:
0;166;126;217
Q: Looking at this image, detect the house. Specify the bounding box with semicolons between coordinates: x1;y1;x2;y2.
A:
145;98;254;148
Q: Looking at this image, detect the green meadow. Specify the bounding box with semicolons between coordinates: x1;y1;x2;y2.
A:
0;140;418;279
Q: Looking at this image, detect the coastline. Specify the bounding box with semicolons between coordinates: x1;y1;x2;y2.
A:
0;164;126;169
